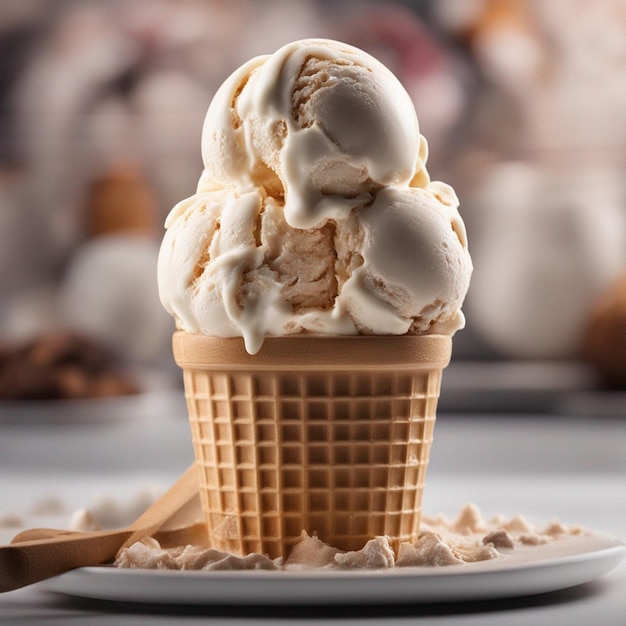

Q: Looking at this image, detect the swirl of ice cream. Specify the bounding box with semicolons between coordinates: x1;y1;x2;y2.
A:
158;38;472;354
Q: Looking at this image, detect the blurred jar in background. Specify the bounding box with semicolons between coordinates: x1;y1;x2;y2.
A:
58;165;173;366
467;157;625;359
436;0;626;361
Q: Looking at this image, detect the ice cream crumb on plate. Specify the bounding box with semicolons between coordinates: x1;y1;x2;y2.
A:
43;514;625;605
114;504;591;572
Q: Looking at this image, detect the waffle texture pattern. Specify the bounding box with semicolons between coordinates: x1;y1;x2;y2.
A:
173;332;451;558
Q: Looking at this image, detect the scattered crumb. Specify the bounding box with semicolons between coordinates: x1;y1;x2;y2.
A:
397;532;465;566
544;521;569;536
115;539;278;571
502;515;534;534
519;533;551;546
0;513;24;528
284;531;341;569
88;486;162;529
70;507;101;532
63;486;163;535
482;529;515;549
398;530;499;567
333;537;395;569
543;520;585;537
29;497;65;516
114;504;589;572
451;503;488;535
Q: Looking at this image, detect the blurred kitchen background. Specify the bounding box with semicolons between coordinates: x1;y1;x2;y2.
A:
0;0;625;405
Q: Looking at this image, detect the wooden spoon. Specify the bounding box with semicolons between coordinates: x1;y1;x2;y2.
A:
10;487;204;546
0;463;201;593
9;521;208;553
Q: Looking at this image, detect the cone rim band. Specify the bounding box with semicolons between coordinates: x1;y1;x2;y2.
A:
172;332;452;370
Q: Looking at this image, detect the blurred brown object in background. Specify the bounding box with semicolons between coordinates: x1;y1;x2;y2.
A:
85;165;158;239
0;332;140;401
584;273;626;389
448;0;533;44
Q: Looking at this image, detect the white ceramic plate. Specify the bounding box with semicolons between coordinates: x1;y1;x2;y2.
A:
43;533;625;606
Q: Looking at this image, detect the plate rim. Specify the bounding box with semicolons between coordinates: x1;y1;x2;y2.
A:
42;532;626;606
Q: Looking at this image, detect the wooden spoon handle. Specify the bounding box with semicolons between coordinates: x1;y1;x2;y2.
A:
0;528;133;593
11;528;83;543
1;464;199;593
11;521;209;550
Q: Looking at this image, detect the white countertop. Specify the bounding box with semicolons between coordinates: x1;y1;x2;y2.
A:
1;386;625;625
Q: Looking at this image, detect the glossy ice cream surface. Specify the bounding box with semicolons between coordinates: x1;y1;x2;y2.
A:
157;39;472;354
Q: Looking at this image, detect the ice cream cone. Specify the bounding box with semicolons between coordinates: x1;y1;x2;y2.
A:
172;331;451;559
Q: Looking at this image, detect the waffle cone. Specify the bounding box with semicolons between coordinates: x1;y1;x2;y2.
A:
173;331;452;559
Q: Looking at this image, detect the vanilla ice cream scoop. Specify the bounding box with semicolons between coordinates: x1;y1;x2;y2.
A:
200;39;427;229
158;39;472;354
346;183;470;336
